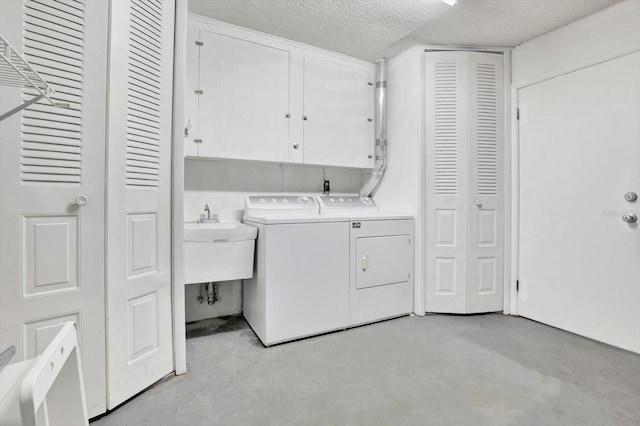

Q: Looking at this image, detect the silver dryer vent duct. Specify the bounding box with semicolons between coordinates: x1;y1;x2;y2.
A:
359;58;388;199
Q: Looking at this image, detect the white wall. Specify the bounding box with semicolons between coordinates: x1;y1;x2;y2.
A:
512;0;640;86
183;158;368;322
374;49;421;215
373;47;425;314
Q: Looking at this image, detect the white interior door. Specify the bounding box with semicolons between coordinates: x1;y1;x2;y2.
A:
0;0;108;417
302;56;373;168
467;52;504;313
198;30;290;162
425;52;469;313
106;0;175;408
518;51;640;353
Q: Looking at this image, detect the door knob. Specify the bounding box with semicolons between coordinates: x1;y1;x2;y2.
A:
622;213;637;224
75;195;88;206
475;200;482;207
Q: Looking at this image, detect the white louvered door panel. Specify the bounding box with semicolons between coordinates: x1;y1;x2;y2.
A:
106;0;175;408
0;0;109;417
424;51;505;314
467;53;504;313
425;52;469;313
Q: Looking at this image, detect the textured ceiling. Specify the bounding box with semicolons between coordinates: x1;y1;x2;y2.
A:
188;0;623;61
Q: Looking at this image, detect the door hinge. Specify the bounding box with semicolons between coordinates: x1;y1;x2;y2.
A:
516;109;520;120
516;279;519;291
194;90;203;95
195;41;203;46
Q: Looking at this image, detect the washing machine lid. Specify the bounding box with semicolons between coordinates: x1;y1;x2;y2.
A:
317;195;378;215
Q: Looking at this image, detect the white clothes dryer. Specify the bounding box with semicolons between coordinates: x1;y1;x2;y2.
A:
317;196;415;327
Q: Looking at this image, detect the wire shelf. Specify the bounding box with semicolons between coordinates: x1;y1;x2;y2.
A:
0;33;61;121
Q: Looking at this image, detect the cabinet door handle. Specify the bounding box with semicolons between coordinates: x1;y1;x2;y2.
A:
302;115;308;121
361;256;369;272
293;143;299;150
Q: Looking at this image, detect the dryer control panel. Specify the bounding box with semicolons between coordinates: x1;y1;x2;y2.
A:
317;196;378;215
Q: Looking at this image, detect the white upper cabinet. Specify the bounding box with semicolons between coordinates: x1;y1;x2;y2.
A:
184;24;200;157
302;56;373;168
197;31;290;162
186;15;374;169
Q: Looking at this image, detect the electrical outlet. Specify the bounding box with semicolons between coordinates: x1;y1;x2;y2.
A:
323;180;330;193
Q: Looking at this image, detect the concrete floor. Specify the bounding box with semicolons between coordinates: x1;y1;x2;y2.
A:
92;314;640;426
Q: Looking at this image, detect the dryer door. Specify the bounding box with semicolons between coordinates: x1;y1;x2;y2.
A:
356;235;411;289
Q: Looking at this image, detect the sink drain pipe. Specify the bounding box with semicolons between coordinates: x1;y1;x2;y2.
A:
359;58;388;199
198;282;219;305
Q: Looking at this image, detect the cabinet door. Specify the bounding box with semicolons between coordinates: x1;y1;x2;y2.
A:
198;31;290;162
303;56;373;168
0;0;108;416
184;24;200;157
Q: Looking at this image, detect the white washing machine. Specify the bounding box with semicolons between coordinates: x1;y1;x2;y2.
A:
243;195;350;346
317;196;415;327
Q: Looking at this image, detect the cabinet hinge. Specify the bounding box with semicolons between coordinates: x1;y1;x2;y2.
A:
194;138;203;144
516;109;520;120
367;118;373;122
285;113;290;118
368;82;373;86
194;90;203;95
195;41;203;46
516;280;519;291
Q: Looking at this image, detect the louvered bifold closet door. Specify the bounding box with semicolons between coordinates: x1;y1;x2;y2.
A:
0;0;109;417
0;0;109;416
424;51;505;314
106;0;175;408
466;53;504;313
424;52;470;313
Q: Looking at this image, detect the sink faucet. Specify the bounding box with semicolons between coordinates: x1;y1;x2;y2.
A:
199;204;218;223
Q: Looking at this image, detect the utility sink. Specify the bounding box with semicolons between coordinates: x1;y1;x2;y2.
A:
184;222;258;284
184;222;257;243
